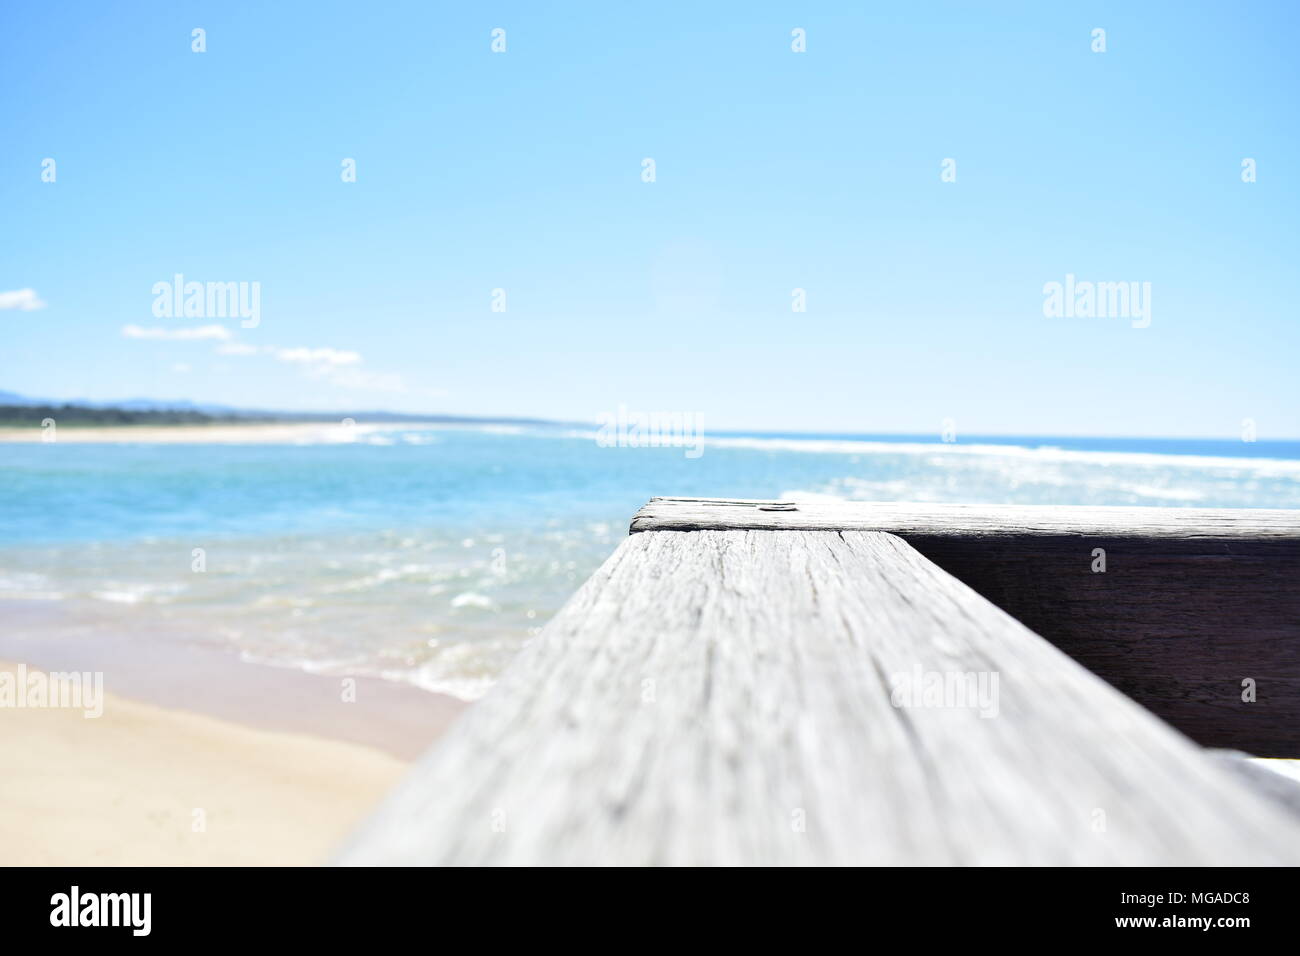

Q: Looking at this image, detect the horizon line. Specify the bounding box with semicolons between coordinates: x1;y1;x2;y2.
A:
3;395;1298;445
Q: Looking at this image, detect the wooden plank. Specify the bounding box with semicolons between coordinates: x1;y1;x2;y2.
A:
1207;751;1300;818
630;496;1300;540
338;529;1300;865
633;498;1300;756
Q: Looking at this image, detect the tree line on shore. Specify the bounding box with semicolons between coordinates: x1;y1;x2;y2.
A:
0;404;276;427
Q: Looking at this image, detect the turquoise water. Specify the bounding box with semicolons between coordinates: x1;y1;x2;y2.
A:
3;425;1300;698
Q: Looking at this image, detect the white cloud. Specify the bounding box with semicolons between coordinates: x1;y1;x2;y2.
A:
122;323;232;341
0;288;47;311
204;337;420;396
322;367;410;393
171;363;192;373
273;347;362;367
213;342;363;367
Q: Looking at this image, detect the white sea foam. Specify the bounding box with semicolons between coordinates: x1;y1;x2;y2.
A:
450;591;495;610
556;424;1300;476
777;489;850;502
0;572;65;600
788;470;1232;507
90;582;186;604
396;665;497;701
92;590;146;604
706;435;1300;474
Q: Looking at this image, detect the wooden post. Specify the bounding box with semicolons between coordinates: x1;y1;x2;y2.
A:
339;511;1300;866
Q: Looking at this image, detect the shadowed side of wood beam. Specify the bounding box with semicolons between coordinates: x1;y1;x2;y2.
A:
338;528;1300;865
631;498;1300;756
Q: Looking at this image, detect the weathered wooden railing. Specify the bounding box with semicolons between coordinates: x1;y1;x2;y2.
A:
338;498;1300;866
634;498;1300;756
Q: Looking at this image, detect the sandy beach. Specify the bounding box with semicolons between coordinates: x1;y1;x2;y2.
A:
0;422;452;444
0;654;467;866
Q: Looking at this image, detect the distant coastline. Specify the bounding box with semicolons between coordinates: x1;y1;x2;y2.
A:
0;401;567;430
2;395;1298;454
0;421;463;443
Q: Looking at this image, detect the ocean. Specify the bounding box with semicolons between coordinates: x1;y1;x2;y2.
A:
3;425;1300;700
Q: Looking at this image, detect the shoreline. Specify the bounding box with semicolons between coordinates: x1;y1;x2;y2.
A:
0;617;469;760
0;422;456;444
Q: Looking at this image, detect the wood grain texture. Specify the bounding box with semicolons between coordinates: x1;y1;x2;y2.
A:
339;529;1300;865
633;498;1300;755
630;496;1300;539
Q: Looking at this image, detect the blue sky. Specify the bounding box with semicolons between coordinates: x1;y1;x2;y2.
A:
1;1;1297;437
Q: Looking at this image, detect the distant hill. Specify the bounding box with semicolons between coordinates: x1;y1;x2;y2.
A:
0;392;573;429
0;403;277;427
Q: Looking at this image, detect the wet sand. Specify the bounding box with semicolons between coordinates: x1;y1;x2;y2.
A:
0;613;468;760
